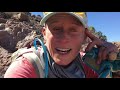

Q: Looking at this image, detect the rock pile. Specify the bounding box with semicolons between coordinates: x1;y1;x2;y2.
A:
0;12;42;77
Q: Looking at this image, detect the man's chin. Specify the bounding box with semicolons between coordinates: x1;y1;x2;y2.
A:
54;58;71;66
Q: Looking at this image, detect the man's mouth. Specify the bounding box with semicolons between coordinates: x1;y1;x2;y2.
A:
56;48;72;54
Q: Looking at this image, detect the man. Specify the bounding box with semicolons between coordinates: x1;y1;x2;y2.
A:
4;12;118;78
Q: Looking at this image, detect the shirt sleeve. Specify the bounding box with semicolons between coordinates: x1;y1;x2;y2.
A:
4;56;37;78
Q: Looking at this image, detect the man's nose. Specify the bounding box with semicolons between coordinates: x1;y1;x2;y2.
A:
57;32;70;43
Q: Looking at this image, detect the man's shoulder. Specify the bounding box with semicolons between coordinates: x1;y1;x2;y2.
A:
11;46;43;61
4;46;44;78
4;56;37;78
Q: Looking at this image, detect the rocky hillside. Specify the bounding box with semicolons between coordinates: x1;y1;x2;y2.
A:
0;12;42;77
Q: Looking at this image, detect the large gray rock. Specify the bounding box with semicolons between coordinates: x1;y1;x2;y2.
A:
12;13;29;22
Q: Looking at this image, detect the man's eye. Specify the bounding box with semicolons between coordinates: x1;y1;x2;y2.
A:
70;29;77;32
53;28;62;31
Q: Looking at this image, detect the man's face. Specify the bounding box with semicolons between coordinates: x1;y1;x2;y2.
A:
42;13;86;66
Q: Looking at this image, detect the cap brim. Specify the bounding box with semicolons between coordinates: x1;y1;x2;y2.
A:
40;12;86;28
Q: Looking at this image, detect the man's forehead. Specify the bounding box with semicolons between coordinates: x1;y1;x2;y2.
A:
45;13;83;25
47;13;78;20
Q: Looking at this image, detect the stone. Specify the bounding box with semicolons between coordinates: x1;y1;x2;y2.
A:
12;13;29;22
0;23;5;30
0;18;7;23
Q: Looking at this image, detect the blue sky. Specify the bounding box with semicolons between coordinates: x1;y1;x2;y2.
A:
31;12;120;42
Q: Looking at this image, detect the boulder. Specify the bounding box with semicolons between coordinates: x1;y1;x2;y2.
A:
0;18;7;23
0;30;9;39
12;13;29;22
12;26;22;36
0;23;5;30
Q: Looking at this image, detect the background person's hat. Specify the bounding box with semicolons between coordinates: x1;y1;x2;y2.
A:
40;12;88;28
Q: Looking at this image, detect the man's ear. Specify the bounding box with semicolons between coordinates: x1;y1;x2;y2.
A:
41;27;46;43
41;27;46;36
83;28;88;44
